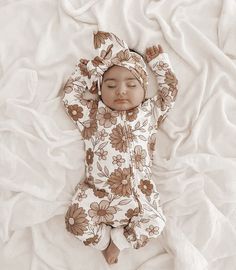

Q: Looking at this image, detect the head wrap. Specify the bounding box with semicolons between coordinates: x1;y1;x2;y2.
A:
89;31;148;94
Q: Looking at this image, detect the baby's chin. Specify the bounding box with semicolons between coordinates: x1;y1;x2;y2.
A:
106;102;140;111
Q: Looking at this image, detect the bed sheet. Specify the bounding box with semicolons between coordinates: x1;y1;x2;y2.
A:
0;0;236;269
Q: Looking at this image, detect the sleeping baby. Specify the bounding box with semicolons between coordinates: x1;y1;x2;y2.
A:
62;31;178;264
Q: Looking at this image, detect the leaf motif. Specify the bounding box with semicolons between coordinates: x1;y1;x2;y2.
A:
135;121;140;129
140;218;150;223
97;173;104;178
114;35;125;48
143;119;148;127
97;162;103;172
143;204;151;211
104;166;109;177
97;141;108;150
138;135;147;141
152;200;158;210
118;199;132;205
146;195;151;202
140;128;147;133
108;194;113;201
94;179;103;184
149;214;158;219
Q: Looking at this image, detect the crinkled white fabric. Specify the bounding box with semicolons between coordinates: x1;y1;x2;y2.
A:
0;0;236;270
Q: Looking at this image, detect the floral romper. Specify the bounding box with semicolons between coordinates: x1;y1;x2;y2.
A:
62;44;178;250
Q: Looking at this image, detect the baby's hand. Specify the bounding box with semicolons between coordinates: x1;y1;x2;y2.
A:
145;45;163;62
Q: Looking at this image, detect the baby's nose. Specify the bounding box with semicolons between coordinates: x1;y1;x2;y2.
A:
116;85;127;95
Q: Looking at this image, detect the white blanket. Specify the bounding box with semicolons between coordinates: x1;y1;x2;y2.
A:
1;0;236;269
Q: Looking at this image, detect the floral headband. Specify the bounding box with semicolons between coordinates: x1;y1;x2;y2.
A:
86;31;148;94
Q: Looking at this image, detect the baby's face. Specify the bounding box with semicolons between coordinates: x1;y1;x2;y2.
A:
101;65;145;111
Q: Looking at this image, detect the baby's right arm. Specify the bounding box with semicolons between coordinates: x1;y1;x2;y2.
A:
62;59;98;131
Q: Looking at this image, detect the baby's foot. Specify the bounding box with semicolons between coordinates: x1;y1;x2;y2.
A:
102;240;120;264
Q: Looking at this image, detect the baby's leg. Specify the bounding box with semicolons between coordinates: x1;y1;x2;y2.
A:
65;202;112;250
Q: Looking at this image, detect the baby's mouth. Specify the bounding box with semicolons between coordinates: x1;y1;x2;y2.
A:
115;99;129;103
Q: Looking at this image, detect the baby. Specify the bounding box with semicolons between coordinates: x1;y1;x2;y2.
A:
62;31;178;265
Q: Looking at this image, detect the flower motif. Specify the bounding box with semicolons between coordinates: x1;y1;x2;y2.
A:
132;145;147;171
135;235;149;249
96;148;108;160
126;108;138;122
75;190;87;202
93;31;112;49
155;87;172;111
125;207;140;219
112;49;132;65
64;77;74;94
88;200;117;224
108;167;132;197
92;188;109;198
78;58;92;78
82;120;98;140
97;107;118;128
96;129;108;141
65;204;89;236
157;61;169;71
67;104;83;121
112;155;125;167
83;235;99;246
138;179;153;196
86;148;94;165
146;225;159;236
109;124;135;153
148;134;156;159
164;69;178;87
89;100;98;119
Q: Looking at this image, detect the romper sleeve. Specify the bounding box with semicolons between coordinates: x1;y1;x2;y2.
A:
147;52;178;129
61;58;99;132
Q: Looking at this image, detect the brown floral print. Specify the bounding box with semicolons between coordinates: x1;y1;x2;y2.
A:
95;148;108;160
164;69;178;87
67;104;83;121
96;129;108;141
138;179;153;196
125;207;140;219
132;145;147;171
93;31;112;49
145;225;159;236
135;235;149;249
82;120;98;140
65;204;89;236
108;167;132;197
126;108;138;122
86;148;94;165
112;154;125;167
155;87;172;111
109;124;135;153
88;200;117;224
112;49;131;65
63;77;74;94
78;59;92;78
92;188;109;199
148;134;156;159
83;235;99;246
97;107;118;128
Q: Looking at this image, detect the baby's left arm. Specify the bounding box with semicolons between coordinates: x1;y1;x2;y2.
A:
145;45;178;129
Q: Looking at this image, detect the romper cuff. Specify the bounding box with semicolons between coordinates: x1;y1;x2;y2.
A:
111;227;132;251
96;224;111;251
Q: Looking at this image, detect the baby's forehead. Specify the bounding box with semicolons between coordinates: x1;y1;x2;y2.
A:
102;65;137;80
